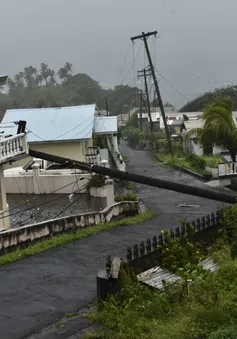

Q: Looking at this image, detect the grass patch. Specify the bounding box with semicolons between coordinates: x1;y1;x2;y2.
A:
121;155;127;162
55;321;65;329
115;193;139;202
126;183;137;191
0;210;157;266
65;312;79;319
157;152;220;175
199;155;222;168
157;153;205;174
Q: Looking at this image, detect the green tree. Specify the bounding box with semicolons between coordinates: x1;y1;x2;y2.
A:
2;62;140;113
64;62;73;75
40;63;51;86
180;85;237;112
185;98;237;161
23;66;38;89
58;62;73;82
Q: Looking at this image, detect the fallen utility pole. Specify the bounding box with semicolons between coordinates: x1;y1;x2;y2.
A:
131;31;174;156
29;149;236;204
138;68;153;132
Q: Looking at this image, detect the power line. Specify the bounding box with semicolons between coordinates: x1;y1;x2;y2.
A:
28;75;140;143
2;194;71;222
154;67;190;102
6;177;88;215
26;128;45;141
20;182;89;225
26;113;95;143
53;114;95;141
116;42;132;85
53;184;88;219
120;41;143;85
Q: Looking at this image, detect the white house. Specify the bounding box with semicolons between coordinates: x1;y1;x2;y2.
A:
0;105;121;169
181;120;222;156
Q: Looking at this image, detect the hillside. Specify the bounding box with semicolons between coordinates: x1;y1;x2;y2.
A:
180;85;237;112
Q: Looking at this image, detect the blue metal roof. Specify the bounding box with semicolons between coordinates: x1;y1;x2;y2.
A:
93;116;117;134
0;105;96;142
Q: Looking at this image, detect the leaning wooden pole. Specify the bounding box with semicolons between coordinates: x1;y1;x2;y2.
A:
29;149;236;204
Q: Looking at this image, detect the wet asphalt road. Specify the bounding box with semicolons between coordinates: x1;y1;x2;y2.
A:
0;143;232;339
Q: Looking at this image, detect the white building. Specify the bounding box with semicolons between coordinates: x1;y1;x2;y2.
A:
181;120;222;156
0;105;122;169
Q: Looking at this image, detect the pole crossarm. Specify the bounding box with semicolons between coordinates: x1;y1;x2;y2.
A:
131;31;158;41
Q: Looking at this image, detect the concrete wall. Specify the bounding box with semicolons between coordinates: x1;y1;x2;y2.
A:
8;138;94;168
4;172;91;194
0;201;139;254
184;138;223;157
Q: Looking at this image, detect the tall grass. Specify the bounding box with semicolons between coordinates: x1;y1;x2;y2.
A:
86;245;237;339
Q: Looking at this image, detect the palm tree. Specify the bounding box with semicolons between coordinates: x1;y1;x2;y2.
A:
64;62;73;74
184;97;237;161
57;67;68;81
40;63;51;86
58;62;73;82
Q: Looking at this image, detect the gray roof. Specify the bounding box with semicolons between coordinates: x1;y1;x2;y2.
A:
1;105;96;142
93;116;117;134
183;120;204;131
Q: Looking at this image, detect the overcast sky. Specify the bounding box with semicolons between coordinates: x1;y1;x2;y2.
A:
0;0;236;108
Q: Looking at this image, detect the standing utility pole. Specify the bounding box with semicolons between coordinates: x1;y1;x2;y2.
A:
131;31;174;156
128;102;131;120
139;90;143;131
138;68;153;132
105;98;109;116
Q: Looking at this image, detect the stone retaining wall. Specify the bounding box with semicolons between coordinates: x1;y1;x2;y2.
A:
0;201;139;254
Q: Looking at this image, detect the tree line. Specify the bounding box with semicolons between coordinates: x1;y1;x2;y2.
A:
180;85;237;112
0;62;140;116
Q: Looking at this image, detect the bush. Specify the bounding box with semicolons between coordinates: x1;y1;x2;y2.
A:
219;204;237;241
88;174;106;188
124;128;145;148
158;231;205;273
185;154;206;170
200;155;222;168
209;325;237;339
115;193;139;202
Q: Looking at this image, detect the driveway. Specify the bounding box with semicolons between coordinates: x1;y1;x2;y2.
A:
0;143;231;338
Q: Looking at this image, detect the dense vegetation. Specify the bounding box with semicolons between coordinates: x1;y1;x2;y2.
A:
123;122;221;174
0;62;140;117
86;204;237;339
180;85;237;112
185;97;237;161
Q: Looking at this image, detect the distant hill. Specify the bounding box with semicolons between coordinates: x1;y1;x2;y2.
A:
180;85;237;112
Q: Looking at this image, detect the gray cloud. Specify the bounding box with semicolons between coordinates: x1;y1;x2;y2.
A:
0;0;236;108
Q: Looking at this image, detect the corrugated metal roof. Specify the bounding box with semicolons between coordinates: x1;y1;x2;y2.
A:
183;120;204;131
0;105;96;142
93;116;117;134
